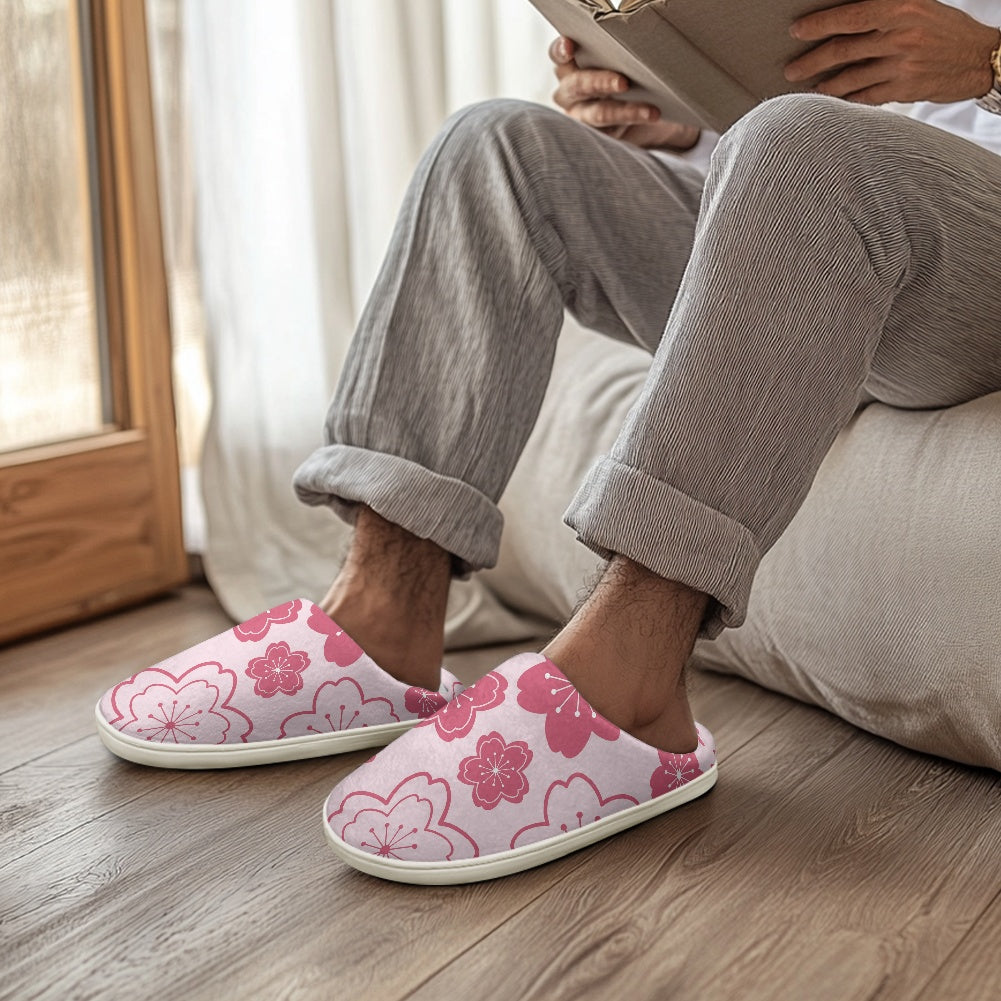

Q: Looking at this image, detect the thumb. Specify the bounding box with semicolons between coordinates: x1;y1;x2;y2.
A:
548;35;576;65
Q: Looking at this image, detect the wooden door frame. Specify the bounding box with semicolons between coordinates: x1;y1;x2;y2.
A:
0;0;187;644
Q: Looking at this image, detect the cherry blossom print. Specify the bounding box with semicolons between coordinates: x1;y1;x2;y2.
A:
511;773;638;850
329;773;479;861
419;671;507;742
245;641;310;698
516;658;619;758
232;599;302;642
404;686;447;719
649;750;703;797
305;605;364;666
440;678;465;702
280;677;400;738
106;663;253;745
457;731;533;810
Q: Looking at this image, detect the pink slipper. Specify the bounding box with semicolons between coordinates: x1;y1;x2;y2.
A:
323;652;717;884
94;599;462;769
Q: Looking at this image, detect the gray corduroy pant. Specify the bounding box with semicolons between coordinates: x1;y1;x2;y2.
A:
294;95;1001;638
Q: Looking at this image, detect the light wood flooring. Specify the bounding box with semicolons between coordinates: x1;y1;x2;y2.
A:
2;584;999;1001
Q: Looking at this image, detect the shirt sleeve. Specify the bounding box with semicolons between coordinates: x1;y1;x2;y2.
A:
651;128;719;176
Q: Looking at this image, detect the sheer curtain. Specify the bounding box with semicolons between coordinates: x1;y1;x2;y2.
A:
182;1;555;642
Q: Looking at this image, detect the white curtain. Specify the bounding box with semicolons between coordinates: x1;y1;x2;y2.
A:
183;0;556;641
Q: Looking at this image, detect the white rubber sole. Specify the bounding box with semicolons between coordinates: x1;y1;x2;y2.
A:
94;703;415;769
324;763;718;884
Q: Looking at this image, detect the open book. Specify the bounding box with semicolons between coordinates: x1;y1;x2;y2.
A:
528;0;828;133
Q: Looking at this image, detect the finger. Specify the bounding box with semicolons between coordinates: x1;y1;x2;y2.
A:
811;59;894;98
790;0;888;41
611;121;696;150
569;99;660;129
547;35;576;66
603;124;631;141
554;58;579;82
553;68;629;108
785;32;885;81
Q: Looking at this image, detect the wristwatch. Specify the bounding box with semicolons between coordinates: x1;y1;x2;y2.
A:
977;30;1001;114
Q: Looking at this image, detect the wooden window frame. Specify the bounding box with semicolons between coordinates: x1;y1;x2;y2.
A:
0;0;187;644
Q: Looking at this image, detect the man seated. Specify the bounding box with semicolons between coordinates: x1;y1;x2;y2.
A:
98;0;1001;884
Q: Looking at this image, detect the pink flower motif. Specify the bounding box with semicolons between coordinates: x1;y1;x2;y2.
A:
245;641;310;698
105;662;254;744
457;731;533;810
649;750;703;797
329;773;478;861
511;773;638;850
232;599;302;642
404;686;447;719
280;677;400;737
306;605;364;666
516;658;619;758
441;679;465;702
418;671;507;742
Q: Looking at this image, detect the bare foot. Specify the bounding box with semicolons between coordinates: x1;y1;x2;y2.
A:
321;507;451;692
542;557;707;753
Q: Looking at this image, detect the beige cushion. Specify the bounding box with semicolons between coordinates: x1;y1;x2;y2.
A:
483;319;1001;770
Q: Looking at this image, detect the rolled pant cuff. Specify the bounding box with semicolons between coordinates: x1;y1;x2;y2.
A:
563;457;761;639
292;444;504;574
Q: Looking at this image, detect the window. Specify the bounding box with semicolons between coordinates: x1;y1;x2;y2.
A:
0;0;186;643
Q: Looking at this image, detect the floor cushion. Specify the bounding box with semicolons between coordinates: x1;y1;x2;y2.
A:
481;319;1001;771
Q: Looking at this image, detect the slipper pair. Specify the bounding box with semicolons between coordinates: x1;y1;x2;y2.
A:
96;599;717;884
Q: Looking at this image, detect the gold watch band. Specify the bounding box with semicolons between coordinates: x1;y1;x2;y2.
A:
977;28;1001;114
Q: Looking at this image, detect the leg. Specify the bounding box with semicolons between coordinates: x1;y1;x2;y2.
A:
294;99;706;685
545;558;706;751
320;507;451;691
552;95;1001;749
324;97;1001;883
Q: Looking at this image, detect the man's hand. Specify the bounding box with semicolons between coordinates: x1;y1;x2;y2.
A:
550;36;701;150
784;0;998;104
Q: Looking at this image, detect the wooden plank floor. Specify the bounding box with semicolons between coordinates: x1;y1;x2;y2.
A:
1;584;999;1001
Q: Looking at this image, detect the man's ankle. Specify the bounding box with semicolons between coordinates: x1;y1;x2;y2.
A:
540;557;707;754
543;639;698;753
317;506;452;690
321;586;444;691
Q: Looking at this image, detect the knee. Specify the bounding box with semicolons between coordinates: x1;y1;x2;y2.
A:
713;94;876;182
706;94;913;289
439;98;568;168
423;98;585;215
